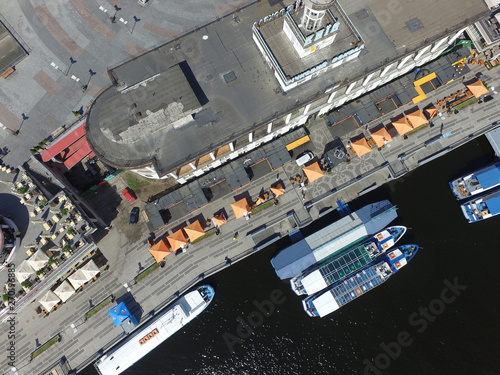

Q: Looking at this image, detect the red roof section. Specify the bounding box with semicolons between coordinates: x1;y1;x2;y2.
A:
63;143;91;169
41;123;86;162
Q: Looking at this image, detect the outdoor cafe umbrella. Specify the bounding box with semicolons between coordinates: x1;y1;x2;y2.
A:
405;108;427;127
424;105;439;119
15;260;35;284
184;220;205;242
167;229;188;252
302;162;324;183
466;79;489;98
370;127;392;148
149;239;172;263
270;183;285;197
53;280;75;303
27;249;49;271
39;290;60;312
68;270;90;289
231;198;251;219
350;137;372;157
212;213;227;227
80;259;100;279
392;116;413;136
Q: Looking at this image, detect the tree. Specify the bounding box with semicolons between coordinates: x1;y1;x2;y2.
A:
21;280;30;288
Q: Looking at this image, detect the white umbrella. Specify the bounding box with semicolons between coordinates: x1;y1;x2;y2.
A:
53;280;75;302
80;259;100;279
39;291;60;312
67;270;90;289
15;261;35;284
27;249;49;271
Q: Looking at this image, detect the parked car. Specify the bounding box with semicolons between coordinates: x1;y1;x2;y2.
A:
129;207;139;225
295;151;314;166
122;188;136;203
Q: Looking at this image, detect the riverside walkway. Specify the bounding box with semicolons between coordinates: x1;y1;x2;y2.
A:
2;60;500;375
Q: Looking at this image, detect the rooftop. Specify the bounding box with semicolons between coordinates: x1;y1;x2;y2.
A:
86;0;489;176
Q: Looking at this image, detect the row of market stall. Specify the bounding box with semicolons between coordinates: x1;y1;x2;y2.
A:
38;259;100;314
347;78;489;158
148;183;290;263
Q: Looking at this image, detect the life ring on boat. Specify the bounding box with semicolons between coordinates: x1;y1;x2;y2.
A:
377;234;384;240
382;243;388;249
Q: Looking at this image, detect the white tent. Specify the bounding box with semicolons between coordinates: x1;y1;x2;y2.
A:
15;261;35;284
27;249;49;271
53;280;75;303
80;259;100;279
39;291;60;312
67;270;90;289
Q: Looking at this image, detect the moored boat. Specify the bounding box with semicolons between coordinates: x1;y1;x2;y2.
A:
302;245;418;318
449;160;500;200
460;189;500;223
290;226;407;295
94;285;214;375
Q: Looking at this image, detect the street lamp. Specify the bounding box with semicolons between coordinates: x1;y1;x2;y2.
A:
110;5;120;23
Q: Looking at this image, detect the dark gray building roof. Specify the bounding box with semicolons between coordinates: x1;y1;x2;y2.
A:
86;0;489;176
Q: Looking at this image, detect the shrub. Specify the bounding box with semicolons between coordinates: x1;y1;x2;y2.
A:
67;227;76;235
18;187;27;194
60;208;68;216
48;257;55;266
62;245;71;253
2;294;10;302
36;268;45;276
40;199;47;206
21;281;30;288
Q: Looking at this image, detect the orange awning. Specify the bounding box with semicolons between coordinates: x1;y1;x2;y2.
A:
149;239;172;263
303;162;323;183
406;108;428;127
466;79;489;98
370;127;392;148
167;229;188;252
392;116;413;136
212;213;227;227
350;137;372;157
231;198;251;219
184;220;205;242
424;105;439;119
270;183;285;197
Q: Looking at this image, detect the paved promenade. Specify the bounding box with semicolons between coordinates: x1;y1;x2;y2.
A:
1;56;500;374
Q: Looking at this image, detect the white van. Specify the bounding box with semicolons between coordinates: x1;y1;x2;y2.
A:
296;151;314;166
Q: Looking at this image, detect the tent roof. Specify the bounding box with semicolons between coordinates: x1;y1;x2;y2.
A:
167;229;188;251
68;269;90;289
212;213;227;226
27;249;49;271
184;220;205;242
40;291;60;312
303;162;324;182
271;183;285;197
466;79;489;98
149;239;172;262
370;127;393;148
392;116;413;135
406;108;427;127
424;105;439;119
108;301;132;327
351;137;372;157
231;198;251;219
81;259;100;279
53;280;75;302
15;260;35;283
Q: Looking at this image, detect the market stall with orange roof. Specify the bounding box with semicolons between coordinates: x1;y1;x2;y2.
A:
149;239;172;263
370;127;392;148
231;198;251;219
184;220;205;242
271;183;285;197
424;104;439;119
350;137;372;157
405;108;427;127
167;229;188;252
212;213;227;227
391;116;413;136
466;79;489;98
302;162;324;183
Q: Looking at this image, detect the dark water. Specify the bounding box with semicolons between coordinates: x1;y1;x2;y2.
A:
81;137;500;375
